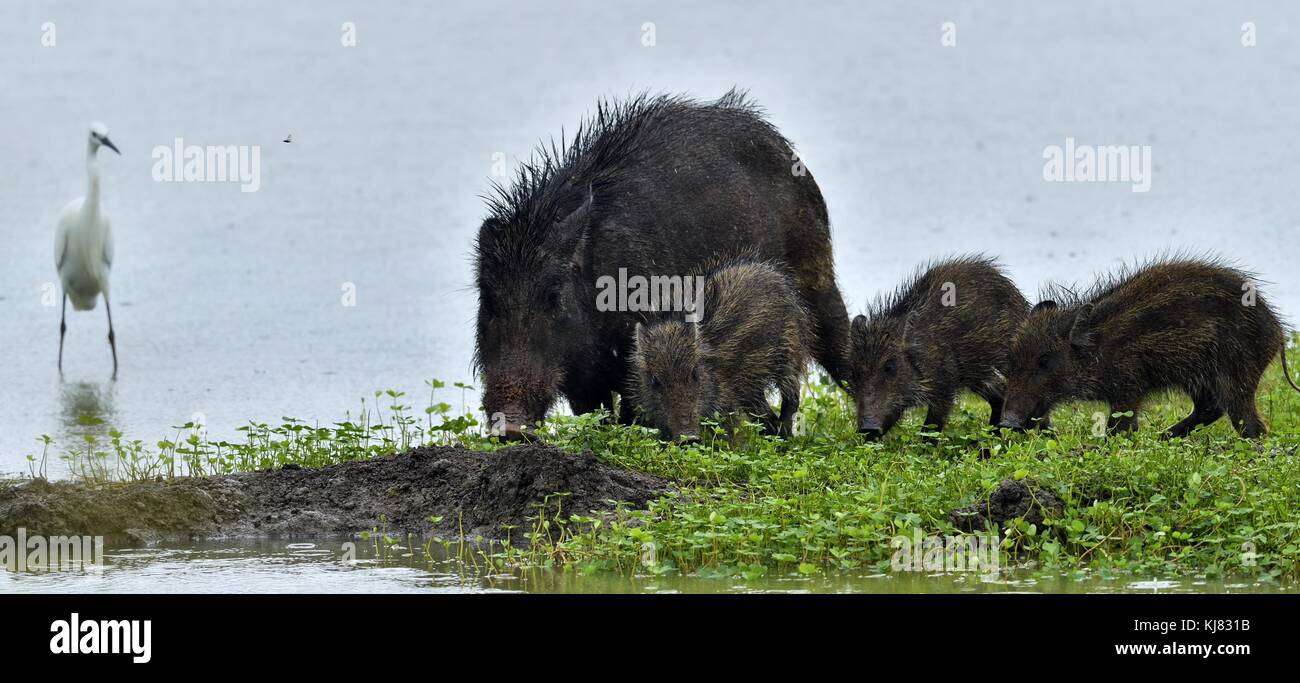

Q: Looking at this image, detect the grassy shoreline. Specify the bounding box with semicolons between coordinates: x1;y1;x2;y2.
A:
17;349;1300;584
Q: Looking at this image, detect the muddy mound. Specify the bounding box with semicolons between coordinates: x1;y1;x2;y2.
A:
0;445;669;542
948;478;1065;533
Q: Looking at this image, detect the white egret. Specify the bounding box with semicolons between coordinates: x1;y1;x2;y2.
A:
55;122;120;376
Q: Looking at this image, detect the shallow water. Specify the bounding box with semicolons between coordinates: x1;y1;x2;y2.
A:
3;538;1293;594
3;1;1299;591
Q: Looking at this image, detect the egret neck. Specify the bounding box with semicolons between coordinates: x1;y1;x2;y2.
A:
84;138;102;219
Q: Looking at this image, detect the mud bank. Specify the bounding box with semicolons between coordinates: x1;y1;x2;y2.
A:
0;445;669;543
948;478;1065;533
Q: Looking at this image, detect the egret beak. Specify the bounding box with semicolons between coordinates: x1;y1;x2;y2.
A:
102;137;120;155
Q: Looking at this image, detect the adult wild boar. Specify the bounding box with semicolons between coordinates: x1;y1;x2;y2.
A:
474;91;849;439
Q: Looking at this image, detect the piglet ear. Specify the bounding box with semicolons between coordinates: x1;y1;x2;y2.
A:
1032;300;1058;314
901;311;921;350
1068;303;1096;347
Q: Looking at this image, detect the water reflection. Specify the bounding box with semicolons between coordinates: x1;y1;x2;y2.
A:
3;536;1296;594
54;380;117;471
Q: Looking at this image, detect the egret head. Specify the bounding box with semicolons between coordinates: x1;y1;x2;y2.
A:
89;122;120;155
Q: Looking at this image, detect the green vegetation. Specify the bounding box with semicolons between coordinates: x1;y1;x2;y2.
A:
32;380;499;482
27;349;1300;586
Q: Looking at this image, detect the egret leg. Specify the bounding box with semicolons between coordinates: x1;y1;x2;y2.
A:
58;293;67;372
105;295;118;377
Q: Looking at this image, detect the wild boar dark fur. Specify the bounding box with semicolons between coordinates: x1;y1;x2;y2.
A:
630;258;810;441
474;90;849;439
1001;257;1297;438
849;255;1029;437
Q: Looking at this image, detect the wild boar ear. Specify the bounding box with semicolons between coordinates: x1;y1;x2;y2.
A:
634;321;646;349
901;312;921;350
1032;300;1058;314
851;314;868;335
1068;303;1096;347
554;183;595;269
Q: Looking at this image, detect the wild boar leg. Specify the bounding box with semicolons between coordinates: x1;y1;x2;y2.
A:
777;387;800;438
921;394;954;433
1226;391;1267;438
976;390;1004;426
796;273;851;387
1165;391;1223;438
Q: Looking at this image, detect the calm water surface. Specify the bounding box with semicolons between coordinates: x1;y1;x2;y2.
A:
4;538;1291;594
